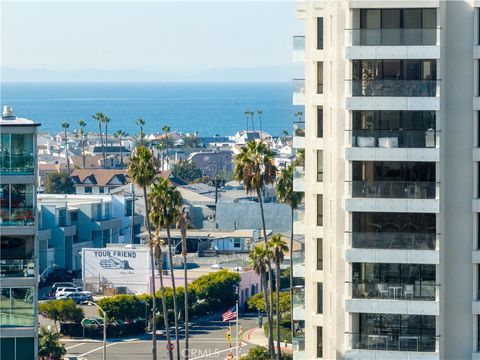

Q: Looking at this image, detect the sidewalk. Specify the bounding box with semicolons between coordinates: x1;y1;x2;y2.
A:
243;327;292;353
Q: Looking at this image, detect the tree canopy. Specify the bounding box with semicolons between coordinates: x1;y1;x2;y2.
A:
172;159;202;183
44;172;75;194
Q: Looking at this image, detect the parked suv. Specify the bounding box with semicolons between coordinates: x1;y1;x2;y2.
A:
57;292;92;304
55;287;92;300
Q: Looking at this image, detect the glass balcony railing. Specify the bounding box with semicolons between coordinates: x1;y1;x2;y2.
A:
350;232;436;250
0;259;35;277
0;287;35;327
293;121;305;137
293;335;305;353
351;181;437;199
352;80;437;97
350;129;437;148
0;154;34;175
293;286;305;309
348;333;437;352
293;79;305;105
350;28;437;46
293;36;305;62
292;251;305;267
350;282;437;301
0;208;35;226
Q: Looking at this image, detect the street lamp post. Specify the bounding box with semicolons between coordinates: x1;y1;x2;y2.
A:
38;264;57;283
88;301;107;360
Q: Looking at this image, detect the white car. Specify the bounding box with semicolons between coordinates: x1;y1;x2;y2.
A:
55;287;92;300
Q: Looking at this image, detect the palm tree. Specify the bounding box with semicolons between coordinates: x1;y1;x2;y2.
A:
150;177;182;359
155;142;166;171
77;120;87;168
281;130;288;145
162;125;171;169
234;140;277;358
148;189;174;360
268;234;289;360
257;110;263;139
92;113;105;167
275;164;304;340
38;325;66;360
249;245;275;360
61;122;71;173
136;118;146;146
103;115;111;167
113;130;128;166
177;208;191;360
243;110;250;132
127;145;158;360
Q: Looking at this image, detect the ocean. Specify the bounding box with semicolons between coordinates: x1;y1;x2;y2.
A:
0;83;299;137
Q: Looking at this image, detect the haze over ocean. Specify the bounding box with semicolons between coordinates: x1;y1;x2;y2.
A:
1;83;299;137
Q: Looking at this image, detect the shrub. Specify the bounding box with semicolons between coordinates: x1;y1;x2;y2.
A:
246;291;291;314
190;269;240;312
39;299;84;328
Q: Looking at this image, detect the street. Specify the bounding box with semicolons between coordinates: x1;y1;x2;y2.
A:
61;315;258;359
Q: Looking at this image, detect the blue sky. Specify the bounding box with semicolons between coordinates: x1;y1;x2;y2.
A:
1;1;302;82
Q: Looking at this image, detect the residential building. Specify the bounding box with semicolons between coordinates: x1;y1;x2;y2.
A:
37;194;143;274
294;2;480;359
70;169;130;194
0;106;39;360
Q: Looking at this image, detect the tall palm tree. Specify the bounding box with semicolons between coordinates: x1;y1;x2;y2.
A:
127;145;158;360
77;120;87;168
162;125;171;169
136;118;146;146
234;140;277;358
281;130;288;145
61;122;71;173
155;142;166;171
151;177;182;359
92;113;105;167
113;130;128;166
257;110;263;139
275;164;304;340
268;235;289;360
176;208;191;360
243;110;250;132
103;115;111;167
149;186;174;360
249;245;275;360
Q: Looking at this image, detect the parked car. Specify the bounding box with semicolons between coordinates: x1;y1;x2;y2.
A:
55;287;92;300
57;292;92;304
49;282;76;297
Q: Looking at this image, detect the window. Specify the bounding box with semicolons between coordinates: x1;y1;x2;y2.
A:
125;199;133;216
84;186;92;194
317;62;324;94
317;17;324;49
317;151;323;182
317;238;323;270
359;9;436;45
0;287;34;327
58;209;67;227
0;337;34;360
234;238;241;248
99;186;104;194
317;327;323;358
0;184;34;225
317;283;323;314
317;107;324;138
70;211;78;224
0;133;34;174
317;195;323;226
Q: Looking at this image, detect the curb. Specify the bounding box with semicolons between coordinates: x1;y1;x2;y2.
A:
241;328;292;353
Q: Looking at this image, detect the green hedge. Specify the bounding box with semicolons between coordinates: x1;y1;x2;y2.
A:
95;269;241;323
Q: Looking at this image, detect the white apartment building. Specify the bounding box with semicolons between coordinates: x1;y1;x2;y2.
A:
294;1;480;359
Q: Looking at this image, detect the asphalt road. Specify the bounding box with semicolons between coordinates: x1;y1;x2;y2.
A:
62;315;258;360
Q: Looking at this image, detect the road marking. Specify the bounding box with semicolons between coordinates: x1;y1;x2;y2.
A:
65;343;86;350
77;343;118;357
189;344;247;360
